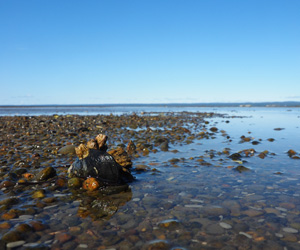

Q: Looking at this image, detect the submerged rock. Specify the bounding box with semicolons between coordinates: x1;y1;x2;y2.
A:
234;165;250;173
36;167;56;181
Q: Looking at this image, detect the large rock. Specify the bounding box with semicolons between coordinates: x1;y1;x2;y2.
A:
68;149;133;185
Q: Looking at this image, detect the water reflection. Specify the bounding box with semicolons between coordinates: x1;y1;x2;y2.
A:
70;185;132;220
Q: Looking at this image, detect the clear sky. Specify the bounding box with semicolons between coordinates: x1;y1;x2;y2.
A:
1;0;299;105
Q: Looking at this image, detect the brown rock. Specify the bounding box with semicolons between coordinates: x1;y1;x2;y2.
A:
75;144;89;159
1;230;23;243
95;134;108;150
29;221;47;231
108;147;132;168
0;221;11;229
86;139;98;149
0;180;15;188
287;149;297;157
55;232;72;243
36;166;56;181
127;140;136;155
242;209;264;217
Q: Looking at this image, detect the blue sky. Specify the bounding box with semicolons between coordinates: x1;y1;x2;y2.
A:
0;0;299;105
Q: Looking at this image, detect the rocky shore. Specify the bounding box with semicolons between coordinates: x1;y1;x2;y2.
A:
1;112;300;250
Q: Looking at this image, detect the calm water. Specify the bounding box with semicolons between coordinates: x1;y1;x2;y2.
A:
1;105;300;249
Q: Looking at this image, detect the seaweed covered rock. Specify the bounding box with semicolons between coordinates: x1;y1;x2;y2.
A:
108;147;132;168
68;134;134;185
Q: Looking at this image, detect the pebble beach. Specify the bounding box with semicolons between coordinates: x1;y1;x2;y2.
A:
0;106;300;250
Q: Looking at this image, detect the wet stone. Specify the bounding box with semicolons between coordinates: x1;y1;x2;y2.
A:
158;219;180;229
1;230;23;243
58;145;76;155
234;165;250;173
202;205;229;216
219;222;232;229
6;240;26;248
146;240;170;250
205;223;225;235
32;189;45;199
283;227;298;233
68;177;82;188
36;167;56;181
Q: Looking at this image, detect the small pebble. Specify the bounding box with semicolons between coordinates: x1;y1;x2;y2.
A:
219;222;232;229
78;243;88;248
239;232;252;239
283;227;298;233
6;241;25;248
184;204;203;208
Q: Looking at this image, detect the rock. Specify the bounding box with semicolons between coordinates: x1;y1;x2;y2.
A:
95;134;108;150
242;209;264;217
210;127;218;132
135;164;150;171
283;227;298;233
15;223;33;233
274;128;284;131
58;145;76;155
68;177;82;189
158;219;180;229
127;140;136;155
55;232;72;243
82;177;100;191
287;149;297;157
32;190;45;199
36;167;56;181
0;222;11;229
160;141;169;152
6;241;26;248
0;197;19;206
202;205;229;216
234;165;250;173
229;153;242;160
29;221;47;231
205;223;224;235
108;147;132;168
1;230;23;243
0;180;15;188
219;222;232;229
282;234;298;242
146;240;170;250
69;149;134;184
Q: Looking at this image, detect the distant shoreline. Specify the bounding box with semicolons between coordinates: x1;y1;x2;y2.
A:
1;101;300;108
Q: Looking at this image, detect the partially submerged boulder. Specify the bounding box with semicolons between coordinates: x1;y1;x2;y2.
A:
68;134;134;185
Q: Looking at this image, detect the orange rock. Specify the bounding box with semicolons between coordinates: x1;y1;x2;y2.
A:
1;212;17;220
0;221;11;229
83;177;100;191
23;173;35;180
